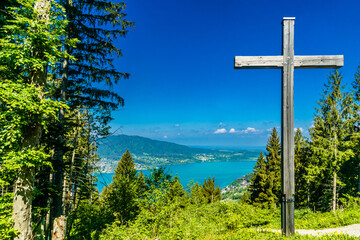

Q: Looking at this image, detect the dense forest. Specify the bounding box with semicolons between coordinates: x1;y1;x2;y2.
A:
1;0;360;239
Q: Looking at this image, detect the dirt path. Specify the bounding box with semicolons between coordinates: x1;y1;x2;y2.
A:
295;224;360;237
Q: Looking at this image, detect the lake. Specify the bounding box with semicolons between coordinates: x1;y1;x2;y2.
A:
96;160;256;193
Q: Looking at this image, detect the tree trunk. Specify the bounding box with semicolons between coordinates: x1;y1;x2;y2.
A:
12;1;50;239
52;8;70;234
332;130;338;212
307;179;310;209
13;167;34;240
52;216;67;240
332;172;337;212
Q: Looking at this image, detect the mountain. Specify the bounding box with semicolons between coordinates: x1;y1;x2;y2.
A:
96;134;260;172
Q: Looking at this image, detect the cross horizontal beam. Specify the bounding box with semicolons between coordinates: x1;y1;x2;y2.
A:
234;55;344;69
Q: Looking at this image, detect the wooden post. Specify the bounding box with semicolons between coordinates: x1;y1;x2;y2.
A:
281;17;295;236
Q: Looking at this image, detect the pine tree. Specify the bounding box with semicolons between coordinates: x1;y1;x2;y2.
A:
343;66;360;199
190;182;206;205
249;152;268;204
294;128;310;208
265;127;281;206
248;128;281;208
309;70;353;211
114;150;137;180
201;177;221;203
50;0;134;234
101;150;143;223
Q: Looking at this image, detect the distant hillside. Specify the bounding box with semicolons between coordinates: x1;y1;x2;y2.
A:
96;134;260;172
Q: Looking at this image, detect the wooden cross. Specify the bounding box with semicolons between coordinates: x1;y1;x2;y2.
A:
234;17;343;236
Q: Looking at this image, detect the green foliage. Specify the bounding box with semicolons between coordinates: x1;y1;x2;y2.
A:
99;198;360;240
294;128;311;208
0;81;66;169
0;0;76;82
67;198;108;240
249;152;268;205
294;206;360;230
249;128;281;208
0;193;18;240
202;177;221;203
114;150;137;180
265;127;281;205
101;150;144;223
189;182;207;205
309;71;354;211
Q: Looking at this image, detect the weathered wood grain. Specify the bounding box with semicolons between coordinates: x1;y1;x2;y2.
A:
234;56;283;69
281;18;295;237
294;55;344;68
234;55;344;69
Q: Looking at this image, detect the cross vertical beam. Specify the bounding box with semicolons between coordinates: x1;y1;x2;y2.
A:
281;17;295;236
234;17;343;237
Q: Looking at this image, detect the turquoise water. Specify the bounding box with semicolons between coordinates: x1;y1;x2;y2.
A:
96;161;256;193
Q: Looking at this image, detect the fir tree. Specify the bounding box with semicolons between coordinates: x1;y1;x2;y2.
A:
190;182;207;205
249;152;268;204
101;150;143;224
294;128;310;208
201;177;221;203
265;127;281;206
341;66;360;199
309;70;353;211
248;128;281;208
114;149;137;180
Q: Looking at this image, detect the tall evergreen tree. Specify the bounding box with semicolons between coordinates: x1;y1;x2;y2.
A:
101;150;143;224
201;177;221;203
249;152;269;205
50;0;134;231
248;128;281;208
265;127;281;206
344;66;360;199
294;128;311;208
309;70;353;211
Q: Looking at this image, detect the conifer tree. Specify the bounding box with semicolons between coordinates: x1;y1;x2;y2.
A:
101;150;143;223
265;127;281;206
248;128;281;208
343;66;360;199
309;70;353;211
190;182;207;205
249;152;268;204
294;128;310;208
51;0;134;233
201;177;221;203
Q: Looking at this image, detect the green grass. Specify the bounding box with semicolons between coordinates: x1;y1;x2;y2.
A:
100;201;360;240
294;206;360;229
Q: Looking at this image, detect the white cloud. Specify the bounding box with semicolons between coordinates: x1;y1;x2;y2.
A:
214;128;227;134
173;124;180;127
266;128;273;132
241;127;258;134
163;135;168;139
229;128;237;133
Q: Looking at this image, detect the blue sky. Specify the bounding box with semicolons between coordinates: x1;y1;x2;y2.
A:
108;0;360;147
